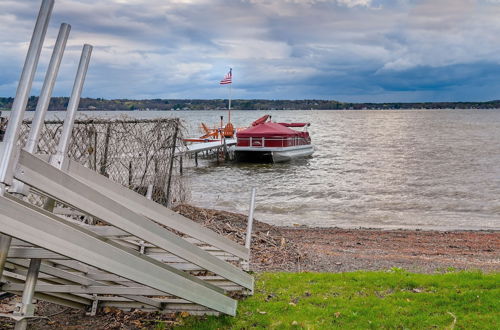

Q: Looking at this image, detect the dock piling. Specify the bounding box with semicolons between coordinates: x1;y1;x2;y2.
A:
13;258;42;330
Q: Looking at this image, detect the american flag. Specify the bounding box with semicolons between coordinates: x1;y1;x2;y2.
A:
219;68;232;85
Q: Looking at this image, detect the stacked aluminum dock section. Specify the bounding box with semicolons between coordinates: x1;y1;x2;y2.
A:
0;1;253;328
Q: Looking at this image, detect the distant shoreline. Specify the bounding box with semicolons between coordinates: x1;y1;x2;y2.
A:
2;108;500;113
2;96;500;111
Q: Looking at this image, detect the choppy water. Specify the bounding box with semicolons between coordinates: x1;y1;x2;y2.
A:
20;109;500;230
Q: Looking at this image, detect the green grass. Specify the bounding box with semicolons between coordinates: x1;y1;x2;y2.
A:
172;270;499;329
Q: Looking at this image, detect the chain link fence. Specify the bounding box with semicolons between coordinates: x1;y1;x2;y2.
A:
17;116;188;207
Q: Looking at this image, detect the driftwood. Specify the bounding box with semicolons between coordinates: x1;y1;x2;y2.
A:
173;204;303;271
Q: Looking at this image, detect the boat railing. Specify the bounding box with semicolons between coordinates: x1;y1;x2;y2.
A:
237;136;310;148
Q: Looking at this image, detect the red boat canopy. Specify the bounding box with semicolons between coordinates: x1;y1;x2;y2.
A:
277;122;310;127
237;122;302;138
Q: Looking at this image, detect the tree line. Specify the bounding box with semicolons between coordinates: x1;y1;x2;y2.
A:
1;96;500;111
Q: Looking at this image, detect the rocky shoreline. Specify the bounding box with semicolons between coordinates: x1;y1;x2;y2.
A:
174;204;499;273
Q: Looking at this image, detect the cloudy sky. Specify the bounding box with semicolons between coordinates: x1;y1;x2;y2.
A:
1;0;500;102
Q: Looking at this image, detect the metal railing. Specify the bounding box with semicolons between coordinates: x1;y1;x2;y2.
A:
237;136;311;148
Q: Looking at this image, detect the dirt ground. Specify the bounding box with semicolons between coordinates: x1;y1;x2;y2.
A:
278;227;499;273
173;205;499;273
0;205;498;329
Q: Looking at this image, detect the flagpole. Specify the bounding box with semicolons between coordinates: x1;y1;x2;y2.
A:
228;82;232;122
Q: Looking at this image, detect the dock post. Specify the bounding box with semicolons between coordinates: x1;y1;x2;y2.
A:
242;187;257;271
0;0;54;280
223;137;228;160
13;258;42;330
0;235;11;281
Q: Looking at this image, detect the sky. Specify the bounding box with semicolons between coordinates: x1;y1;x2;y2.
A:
1;0;500;102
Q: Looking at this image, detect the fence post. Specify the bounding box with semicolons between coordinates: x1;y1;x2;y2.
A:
242;187;257;271
99;123;111;176
128;161;133;187
165;120;179;207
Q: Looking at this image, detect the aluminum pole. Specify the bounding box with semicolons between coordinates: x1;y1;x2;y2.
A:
146;184;154;200
13;258;42;330
242;187;256;271
0;0;54;187
0;0;53;283
245;187;256;249
51;44;93;169
0;234;11;280
140;184;154;253
25;23;71;153
11;23;71;195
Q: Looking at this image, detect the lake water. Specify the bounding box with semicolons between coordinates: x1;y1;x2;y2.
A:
18;109;500;230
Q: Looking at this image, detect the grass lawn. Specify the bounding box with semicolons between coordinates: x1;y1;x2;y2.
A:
173;270;499;329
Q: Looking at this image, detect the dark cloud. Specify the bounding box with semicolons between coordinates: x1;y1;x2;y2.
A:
1;0;500;102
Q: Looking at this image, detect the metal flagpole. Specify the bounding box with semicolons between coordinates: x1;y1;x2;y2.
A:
228;82;232;123
229;82;232;111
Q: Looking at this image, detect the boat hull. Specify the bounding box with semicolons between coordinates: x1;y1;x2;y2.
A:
234;144;314;163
